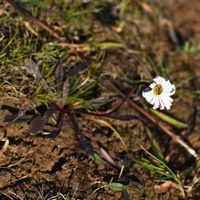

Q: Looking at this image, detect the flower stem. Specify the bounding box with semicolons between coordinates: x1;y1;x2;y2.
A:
4;0;66;42
74;85;138;117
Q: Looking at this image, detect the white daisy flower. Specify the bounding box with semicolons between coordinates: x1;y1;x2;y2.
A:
142;76;176;110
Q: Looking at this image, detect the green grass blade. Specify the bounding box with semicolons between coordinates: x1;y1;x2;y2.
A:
150;109;189;128
108;182;128;191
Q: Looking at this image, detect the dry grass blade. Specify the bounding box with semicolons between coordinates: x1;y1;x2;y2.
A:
100;147;116;166
133;0;153;15
0;138;9;156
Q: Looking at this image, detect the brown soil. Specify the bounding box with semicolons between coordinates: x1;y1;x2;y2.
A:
1;0;200;199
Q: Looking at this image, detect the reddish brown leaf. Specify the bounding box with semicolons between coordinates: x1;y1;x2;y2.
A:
55;63;64;91
29;115;48;135
4;114;33;123
107;115;138;121
68;61;92;77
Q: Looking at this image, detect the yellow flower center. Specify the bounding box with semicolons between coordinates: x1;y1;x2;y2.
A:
153;84;163;95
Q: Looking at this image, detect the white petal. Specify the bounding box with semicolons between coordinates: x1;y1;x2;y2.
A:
152;96;160;109
158;97;165;110
162;98;171;109
168;86;176;95
153;76;163;84
149;82;156;89
160;94;173;109
163;84;176;95
160;93;173;101
142;89;154;99
149;97;156;104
